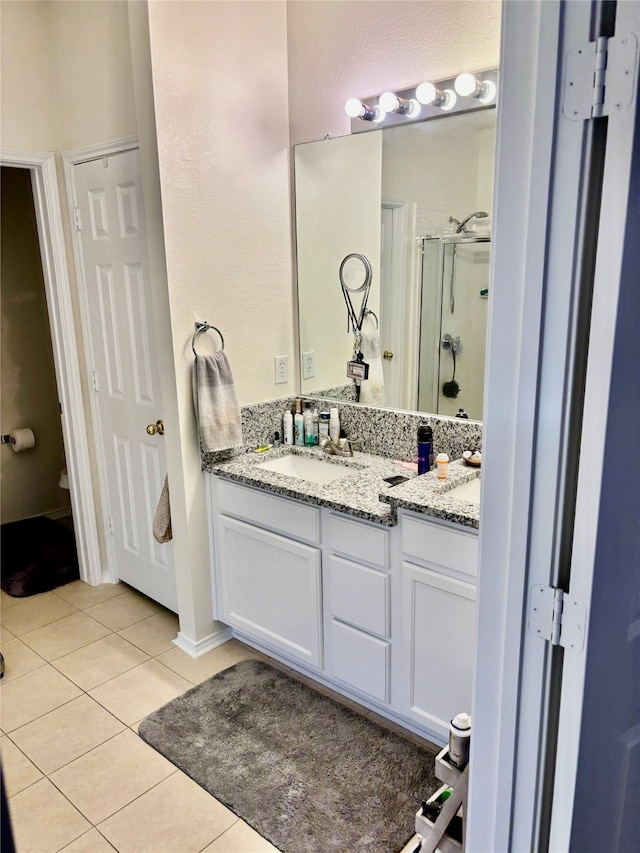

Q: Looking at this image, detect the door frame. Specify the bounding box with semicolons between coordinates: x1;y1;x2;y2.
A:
0;148;102;585
380;201;408;408
62;136;141;587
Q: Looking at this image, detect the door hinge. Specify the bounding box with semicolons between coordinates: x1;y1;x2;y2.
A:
108;516;114;535
91;371;99;392
563;33;638;120
528;585;586;652
73;207;82;230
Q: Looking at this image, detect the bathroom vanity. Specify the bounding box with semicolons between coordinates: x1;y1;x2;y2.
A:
207;445;480;744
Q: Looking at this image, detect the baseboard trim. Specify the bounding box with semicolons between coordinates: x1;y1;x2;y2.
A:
45;507;73;521
172;627;233;659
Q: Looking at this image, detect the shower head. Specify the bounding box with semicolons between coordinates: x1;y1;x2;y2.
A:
456;211;489;233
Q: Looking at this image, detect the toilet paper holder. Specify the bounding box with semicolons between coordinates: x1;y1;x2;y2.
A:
1;434;16;444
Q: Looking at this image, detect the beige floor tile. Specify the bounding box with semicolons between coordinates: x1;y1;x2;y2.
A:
54;580;124;610
156;638;258;684
0;592;77;636
0;637;46;683
20;610;111;661
0;664;82;732
98;770;237;853
50;729;175;824
8;777;91;852
203;819;282;853
117;609;180;656
1;624;15;642
89;659;192;726
53;633;150;691
0;735;43;797
0;589;23;611
10;694;125;774
60;828;116;852
84;587;164;631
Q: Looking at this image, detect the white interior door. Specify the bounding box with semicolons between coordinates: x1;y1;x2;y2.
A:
73;149;177;612
380;204;404;407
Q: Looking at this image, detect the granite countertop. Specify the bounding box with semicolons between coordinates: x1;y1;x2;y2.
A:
206;446;480;529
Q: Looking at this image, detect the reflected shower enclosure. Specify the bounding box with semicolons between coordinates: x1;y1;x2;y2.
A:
418;235;491;420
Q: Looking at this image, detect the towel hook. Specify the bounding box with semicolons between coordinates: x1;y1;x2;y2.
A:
192;321;225;357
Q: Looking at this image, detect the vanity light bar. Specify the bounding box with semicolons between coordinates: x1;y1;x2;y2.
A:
346;68;498;133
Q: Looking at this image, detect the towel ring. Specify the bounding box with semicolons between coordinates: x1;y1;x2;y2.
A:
192;322;225;357
363;309;379;329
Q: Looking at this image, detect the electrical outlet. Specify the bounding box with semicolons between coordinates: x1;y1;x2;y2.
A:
302;351;315;379
274;355;288;385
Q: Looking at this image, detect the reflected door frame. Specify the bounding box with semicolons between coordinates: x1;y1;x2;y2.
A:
380;201;407;409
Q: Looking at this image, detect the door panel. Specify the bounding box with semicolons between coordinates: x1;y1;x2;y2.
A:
74;150;176;611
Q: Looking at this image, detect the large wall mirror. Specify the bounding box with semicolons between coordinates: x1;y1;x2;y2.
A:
295;105;496;421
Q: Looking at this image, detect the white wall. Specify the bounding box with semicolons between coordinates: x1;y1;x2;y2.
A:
287;0;502;146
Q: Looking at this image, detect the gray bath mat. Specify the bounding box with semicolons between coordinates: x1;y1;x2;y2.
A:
139;659;439;853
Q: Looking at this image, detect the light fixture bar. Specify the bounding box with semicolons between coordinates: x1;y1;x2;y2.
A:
347;68;498;133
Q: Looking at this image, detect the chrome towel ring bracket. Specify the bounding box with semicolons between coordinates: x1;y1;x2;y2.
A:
192;321;225;357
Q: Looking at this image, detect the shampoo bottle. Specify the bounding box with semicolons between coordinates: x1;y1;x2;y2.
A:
330;407;340;443
294;399;304;446
448;712;471;769
283;411;293;445
304;402;315;446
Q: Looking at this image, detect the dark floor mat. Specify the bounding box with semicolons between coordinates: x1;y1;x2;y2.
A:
1;516;79;598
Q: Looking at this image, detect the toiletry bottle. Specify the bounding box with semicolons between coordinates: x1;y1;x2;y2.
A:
294;400;304;446
273;431;281;448
313;407;319;445
436;453;449;480
283;411;293;446
330;407;340;443
319;410;330;440
448;712;471;769
304;402;315;446
417;421;434;474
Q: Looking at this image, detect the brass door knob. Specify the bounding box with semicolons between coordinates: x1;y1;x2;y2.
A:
383;350;394;360
146;420;165;436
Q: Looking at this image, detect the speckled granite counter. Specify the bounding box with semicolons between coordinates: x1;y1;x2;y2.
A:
207;446;480;529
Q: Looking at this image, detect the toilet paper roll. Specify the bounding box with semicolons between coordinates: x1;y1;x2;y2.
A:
9;428;36;453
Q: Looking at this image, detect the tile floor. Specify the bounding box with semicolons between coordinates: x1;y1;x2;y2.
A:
1;580;433;852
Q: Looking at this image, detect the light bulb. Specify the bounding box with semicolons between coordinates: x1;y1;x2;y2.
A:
379;91;400;113
372;106;386;123
345;98;365;118
415;82;438;105
455;72;479;97
478;80;497;104
406;99;421;118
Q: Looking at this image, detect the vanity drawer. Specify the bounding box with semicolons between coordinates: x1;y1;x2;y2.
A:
402;514;478;578
328;556;390;638
215;479;320;544
330;619;390;703
328;513;389;568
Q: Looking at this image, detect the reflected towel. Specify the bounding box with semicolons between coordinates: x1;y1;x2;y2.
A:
192;351;243;452
359;329;385;405
153;476;172;544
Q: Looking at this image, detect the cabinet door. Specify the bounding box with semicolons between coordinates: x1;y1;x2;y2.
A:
218;515;322;667
402;562;476;738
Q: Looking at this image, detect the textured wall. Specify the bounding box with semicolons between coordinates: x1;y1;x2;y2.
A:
0;167;70;523
287;0;502;146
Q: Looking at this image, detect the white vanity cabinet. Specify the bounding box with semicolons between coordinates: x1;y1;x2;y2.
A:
212;480;323;668
324;513;392;703
400;511;478;739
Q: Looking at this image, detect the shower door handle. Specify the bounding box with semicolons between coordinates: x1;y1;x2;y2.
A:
146;420;165;436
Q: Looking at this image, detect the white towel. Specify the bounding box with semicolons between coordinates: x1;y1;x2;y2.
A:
359;329;386;405
153;475;172;544
192;351;243;452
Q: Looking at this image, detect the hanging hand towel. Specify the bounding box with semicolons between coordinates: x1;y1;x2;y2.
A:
359;322;386;405
153;475;172;544
192;350;243;452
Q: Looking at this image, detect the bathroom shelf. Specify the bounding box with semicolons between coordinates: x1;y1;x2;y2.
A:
414;757;468;853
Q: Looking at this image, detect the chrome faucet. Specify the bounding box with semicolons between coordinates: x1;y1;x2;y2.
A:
320;437;358;457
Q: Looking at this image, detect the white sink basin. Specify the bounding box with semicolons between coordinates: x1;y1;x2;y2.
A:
257;453;354;485
446;477;482;504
